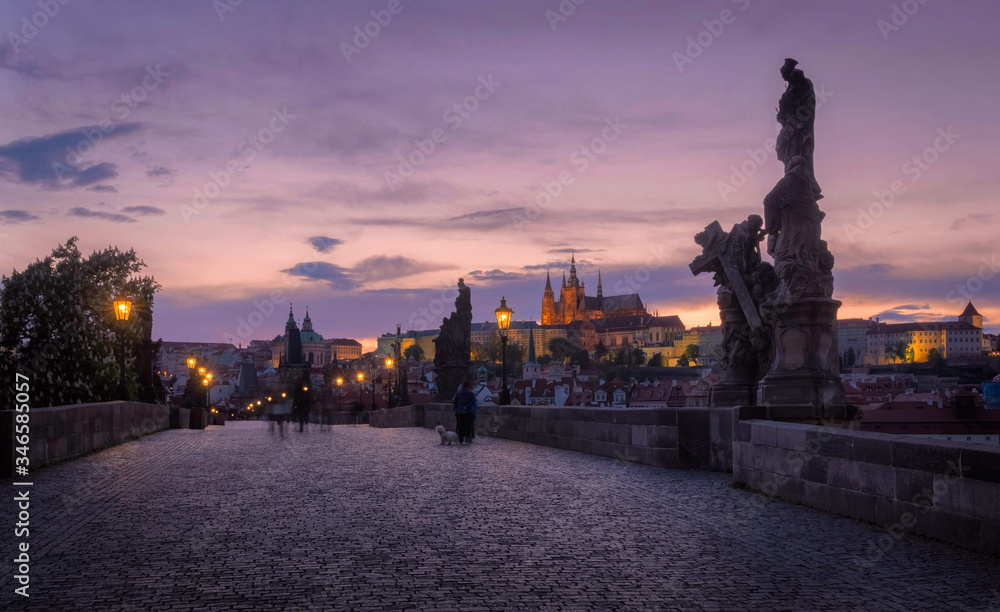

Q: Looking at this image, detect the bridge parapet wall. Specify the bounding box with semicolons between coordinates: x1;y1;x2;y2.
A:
2;401;170;477
733;419;1000;555
373;403;736;471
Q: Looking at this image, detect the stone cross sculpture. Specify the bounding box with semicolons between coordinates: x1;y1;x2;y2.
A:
691;216;777;406
433;278;472;400
691;217;768;330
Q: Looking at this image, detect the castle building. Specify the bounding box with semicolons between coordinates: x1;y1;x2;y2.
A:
541;255;646;325
865;302;987;365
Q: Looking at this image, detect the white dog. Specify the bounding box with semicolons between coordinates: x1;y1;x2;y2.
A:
435;424;461;445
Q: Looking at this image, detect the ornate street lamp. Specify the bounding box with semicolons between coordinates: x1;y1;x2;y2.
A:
336;377;343;411
385;358;393;407
357;372;365;410
495;296;513;405
113;298;132;400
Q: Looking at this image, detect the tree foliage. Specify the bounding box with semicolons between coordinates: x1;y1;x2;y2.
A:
0;238;160;406
843;347;856;368
676;344;700;367
403;344;424;362
473;332;525;363
927;347;947;375
884;341;910;364
647;352;665;367
593;340;609;363
612;347;646;367
570;349;591;368
548;337;576;363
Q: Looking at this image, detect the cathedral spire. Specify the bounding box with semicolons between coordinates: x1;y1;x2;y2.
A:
597;269;603;300
562;271;566;288
567;253;581;288
545;270;552;290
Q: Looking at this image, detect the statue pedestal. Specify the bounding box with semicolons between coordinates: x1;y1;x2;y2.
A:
710;305;756;407
710;381;755;408
434;363;471;401
757;298;853;423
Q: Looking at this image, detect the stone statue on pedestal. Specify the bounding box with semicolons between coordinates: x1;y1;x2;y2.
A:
132;300;166;404
776;58;822;201
433;278;472;400
763;155;834;302
688;58;857;425
755;59;852;421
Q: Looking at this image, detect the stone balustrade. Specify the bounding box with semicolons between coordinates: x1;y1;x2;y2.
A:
733;419;1000;554
1;401;170;476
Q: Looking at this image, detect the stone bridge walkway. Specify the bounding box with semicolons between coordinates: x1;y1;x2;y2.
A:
2;422;998;611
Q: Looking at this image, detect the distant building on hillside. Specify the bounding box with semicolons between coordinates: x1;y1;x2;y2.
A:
866;302;987;365
270;306;361;368
676;324;723;365
838;318;874;364
540;255;647;325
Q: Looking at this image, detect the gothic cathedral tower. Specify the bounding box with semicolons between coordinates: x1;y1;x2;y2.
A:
560;254;585;324
541;270;558;325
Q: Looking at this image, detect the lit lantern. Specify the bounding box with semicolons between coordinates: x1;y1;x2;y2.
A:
113;298;132;322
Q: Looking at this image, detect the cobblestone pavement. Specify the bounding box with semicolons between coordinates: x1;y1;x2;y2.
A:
2;422;999;611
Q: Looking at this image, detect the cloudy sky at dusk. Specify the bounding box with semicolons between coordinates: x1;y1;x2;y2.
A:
2;0;999;349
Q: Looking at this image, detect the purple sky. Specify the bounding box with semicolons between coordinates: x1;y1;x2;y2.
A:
2;0;999;349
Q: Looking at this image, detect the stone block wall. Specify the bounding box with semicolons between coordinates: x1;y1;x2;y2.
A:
373;403;737;471
733;419;1000;555
369;405;425;429
2;401;170;477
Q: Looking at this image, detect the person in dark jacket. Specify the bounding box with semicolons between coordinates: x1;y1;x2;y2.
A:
453;382;477;444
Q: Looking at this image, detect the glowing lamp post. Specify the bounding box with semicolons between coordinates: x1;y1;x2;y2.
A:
385;358;393;407
336;377;343;411
113;298;132;401
495;296;513;405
